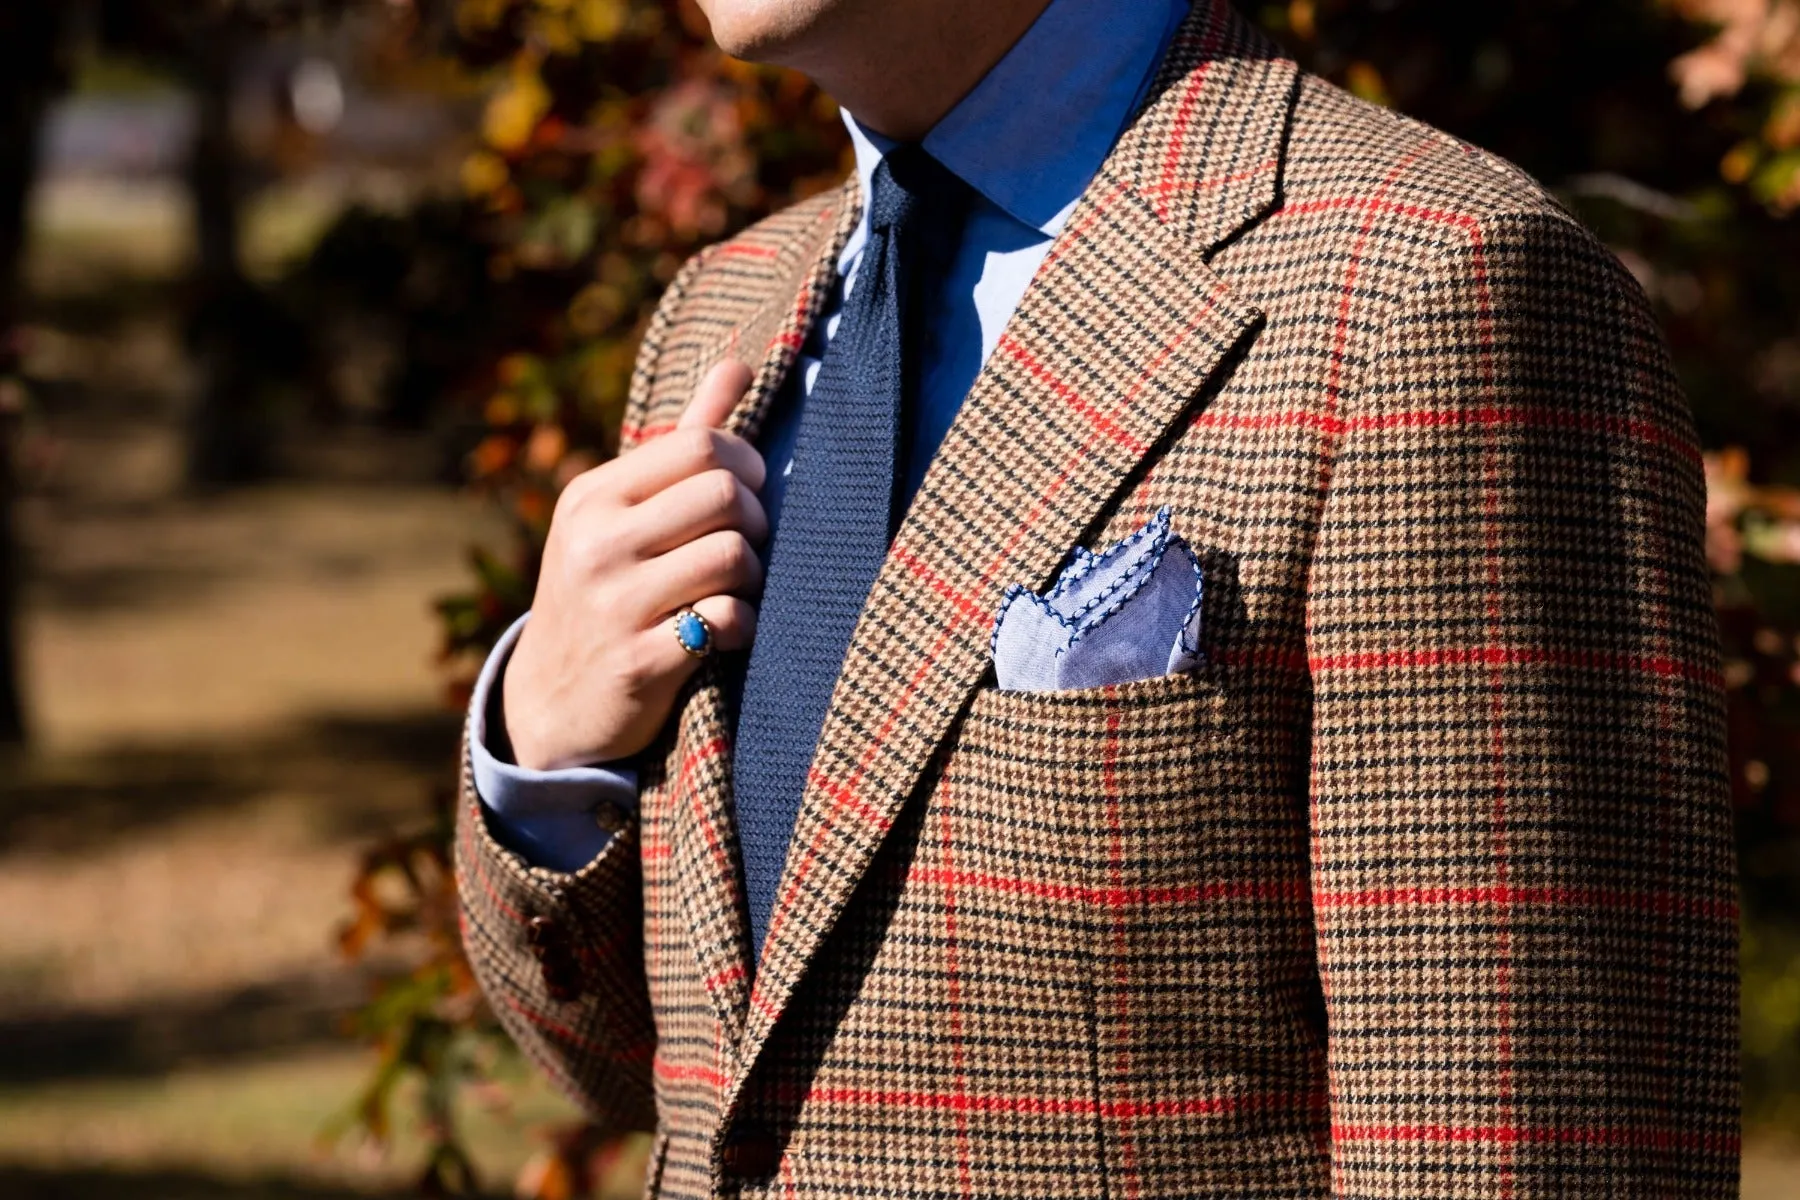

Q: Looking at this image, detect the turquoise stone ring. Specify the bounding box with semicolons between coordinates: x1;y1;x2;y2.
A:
673;608;714;659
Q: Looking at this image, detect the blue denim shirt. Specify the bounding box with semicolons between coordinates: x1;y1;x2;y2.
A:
473;0;1190;872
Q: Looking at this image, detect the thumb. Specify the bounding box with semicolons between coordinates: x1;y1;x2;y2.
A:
679;359;756;430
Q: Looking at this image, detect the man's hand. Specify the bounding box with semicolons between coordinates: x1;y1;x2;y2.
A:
503;360;764;771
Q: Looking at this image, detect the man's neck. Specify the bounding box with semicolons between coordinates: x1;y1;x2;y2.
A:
785;0;1054;142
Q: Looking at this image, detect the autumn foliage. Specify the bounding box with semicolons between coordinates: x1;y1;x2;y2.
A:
330;1;1800;1193
429;0;846;695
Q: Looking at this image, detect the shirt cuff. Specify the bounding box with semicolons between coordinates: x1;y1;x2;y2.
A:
469;614;638;873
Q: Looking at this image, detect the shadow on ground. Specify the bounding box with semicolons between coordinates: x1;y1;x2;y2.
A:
0;970;373;1087
0;707;460;855
0;1164;500;1200
22;474;476;619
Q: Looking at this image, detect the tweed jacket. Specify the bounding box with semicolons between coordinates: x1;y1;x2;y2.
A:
455;3;1740;1196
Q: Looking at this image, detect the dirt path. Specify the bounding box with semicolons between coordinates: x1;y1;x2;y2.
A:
0;466;562;1178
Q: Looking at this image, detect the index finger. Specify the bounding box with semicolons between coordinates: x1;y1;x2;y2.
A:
680;359;755;431
606;360;761;503
610;425;766;503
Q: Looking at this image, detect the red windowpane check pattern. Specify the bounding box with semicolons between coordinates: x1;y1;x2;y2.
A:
456;3;1739;1196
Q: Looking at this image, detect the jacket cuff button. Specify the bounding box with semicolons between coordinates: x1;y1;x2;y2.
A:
721;1130;780;1180
541;963;582;1003
526;916;584;1001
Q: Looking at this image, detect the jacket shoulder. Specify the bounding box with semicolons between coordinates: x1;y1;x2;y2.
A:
1266;72;1659;354
1281;73;1589;257
622;185;847;447
710;186;846;261
1260;75;1682;426
655;184;845;345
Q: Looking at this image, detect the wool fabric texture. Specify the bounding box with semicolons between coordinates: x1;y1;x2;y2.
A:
454;4;1740;1196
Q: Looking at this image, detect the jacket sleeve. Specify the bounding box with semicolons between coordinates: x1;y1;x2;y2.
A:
454;247;713;1128
1304;210;1740;1197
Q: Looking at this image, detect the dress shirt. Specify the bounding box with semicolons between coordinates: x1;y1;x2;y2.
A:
472;0;1190;872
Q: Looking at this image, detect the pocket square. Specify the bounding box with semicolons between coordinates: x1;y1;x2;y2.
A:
990;507;1202;692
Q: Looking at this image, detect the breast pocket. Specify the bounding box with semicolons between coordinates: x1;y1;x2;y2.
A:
927;669;1240;998
955;670;1236;852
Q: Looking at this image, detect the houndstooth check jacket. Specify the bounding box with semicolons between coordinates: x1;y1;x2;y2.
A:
455;3;1741;1196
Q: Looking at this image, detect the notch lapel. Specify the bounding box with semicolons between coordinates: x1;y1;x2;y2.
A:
725;0;1299;1099
665;185;859;1044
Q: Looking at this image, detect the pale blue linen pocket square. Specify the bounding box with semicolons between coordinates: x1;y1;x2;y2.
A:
990;507;1203;692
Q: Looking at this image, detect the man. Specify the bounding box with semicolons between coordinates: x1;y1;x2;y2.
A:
455;0;1740;1195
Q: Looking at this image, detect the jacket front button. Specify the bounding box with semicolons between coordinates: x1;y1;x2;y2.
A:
721;1131;779;1180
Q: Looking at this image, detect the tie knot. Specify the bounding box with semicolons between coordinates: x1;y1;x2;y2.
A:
867;145;966;234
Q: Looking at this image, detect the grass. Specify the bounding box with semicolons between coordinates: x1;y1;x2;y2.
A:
28;174;398;288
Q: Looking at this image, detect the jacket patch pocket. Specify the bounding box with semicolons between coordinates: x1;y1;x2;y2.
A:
944;668;1324;1197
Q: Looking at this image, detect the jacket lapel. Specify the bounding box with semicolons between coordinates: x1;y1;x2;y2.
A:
666;185;859;1044
727;0;1299;1091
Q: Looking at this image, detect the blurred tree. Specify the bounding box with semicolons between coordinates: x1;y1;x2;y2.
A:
0;0;380;744
88;0;339;484
0;8;75;745
182;14;265;484
54;1;376;487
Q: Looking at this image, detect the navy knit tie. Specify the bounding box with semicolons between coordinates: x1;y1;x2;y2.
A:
735;147;966;959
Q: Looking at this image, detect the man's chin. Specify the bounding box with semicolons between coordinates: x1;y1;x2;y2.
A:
698;0;846;68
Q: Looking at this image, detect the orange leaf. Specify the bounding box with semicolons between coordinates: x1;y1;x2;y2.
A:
516;1150;574;1200
472;435;519;477
526;423;569;472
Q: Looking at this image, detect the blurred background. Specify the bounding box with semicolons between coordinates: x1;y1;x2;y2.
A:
0;1;1795;1197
